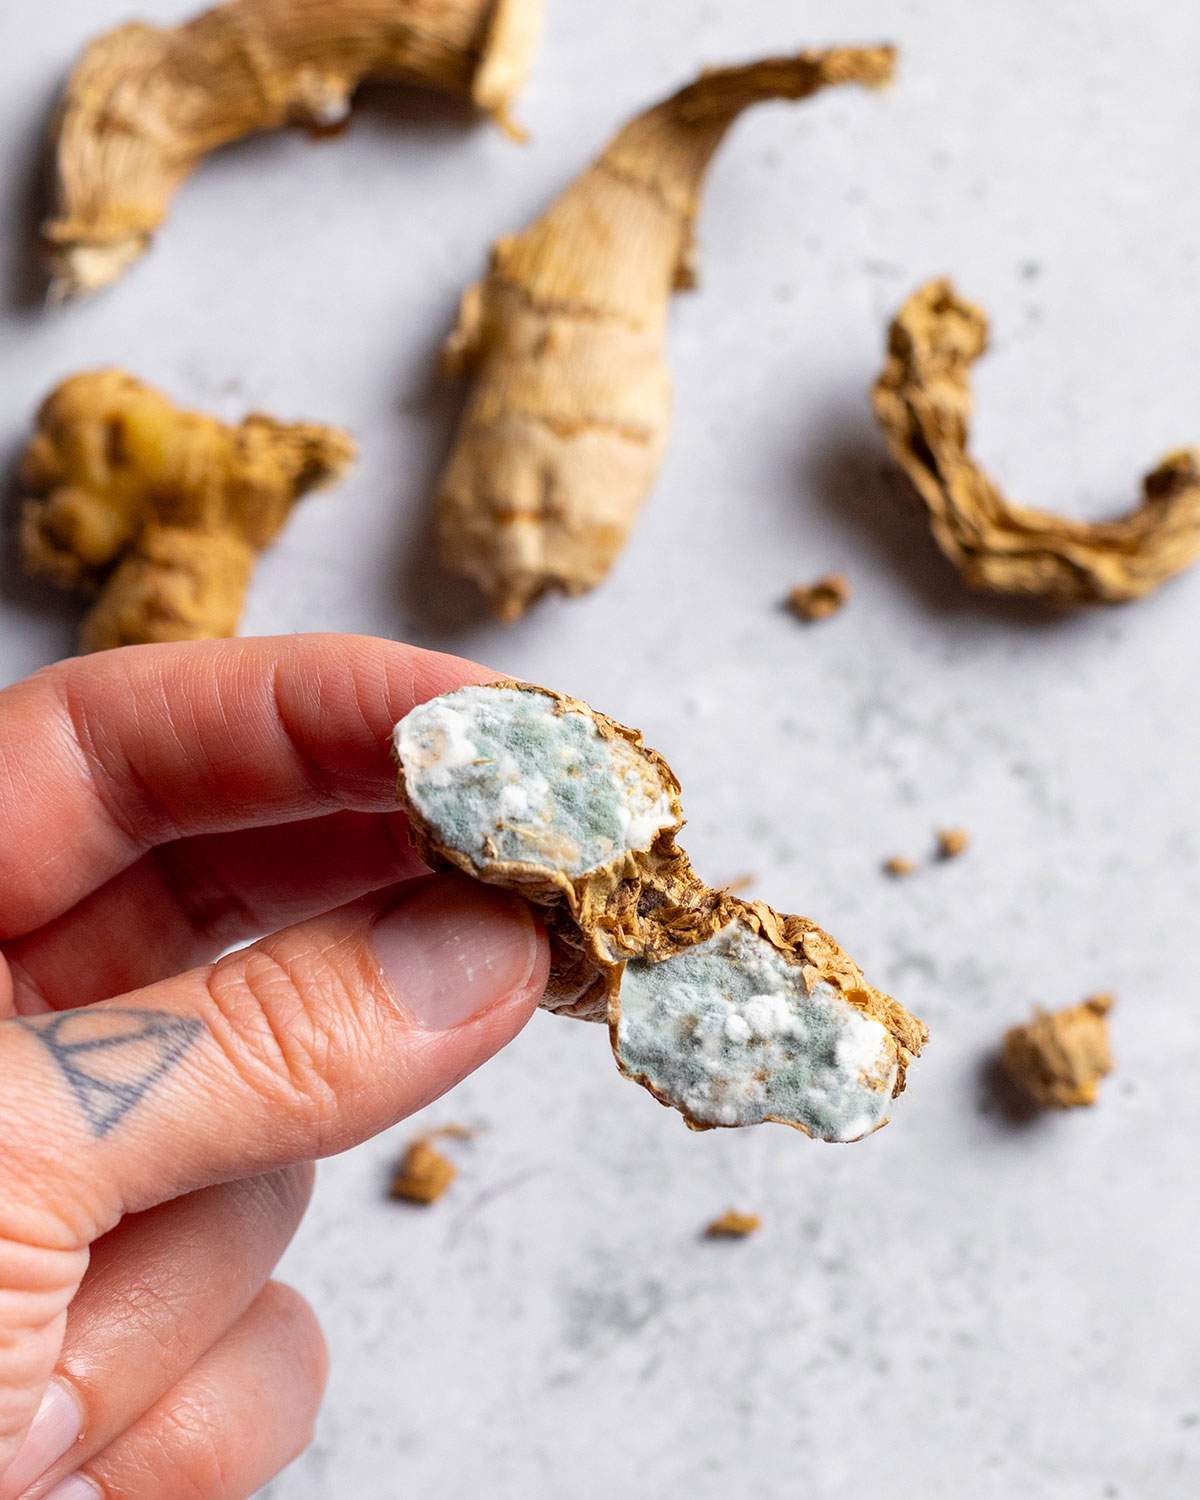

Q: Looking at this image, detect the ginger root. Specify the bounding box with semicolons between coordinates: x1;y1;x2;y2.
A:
18;370;356;651
393;681;926;1139
436;46;896;621
873;280;1200;605
1000;994;1115;1110
44;0;543;297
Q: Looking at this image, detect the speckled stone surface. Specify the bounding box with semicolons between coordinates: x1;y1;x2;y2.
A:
2;2;1199;1496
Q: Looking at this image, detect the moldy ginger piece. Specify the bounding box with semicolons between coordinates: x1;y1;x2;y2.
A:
390;1125;472;1203
787;573;850;621
18;369;355;651
437;46;896;621
45;0;544;297
705;1210;761;1239
873;280;1200;605
1001;994;1114;1110
393;681;926;1140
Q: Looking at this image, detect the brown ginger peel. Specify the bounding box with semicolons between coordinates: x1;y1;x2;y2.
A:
1001;994;1114;1110
45;0;544;297
18;369;356;651
393;680;926;1139
436;46;897;621
873;280;1200;605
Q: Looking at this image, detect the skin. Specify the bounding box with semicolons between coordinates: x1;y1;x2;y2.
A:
0;635;550;1500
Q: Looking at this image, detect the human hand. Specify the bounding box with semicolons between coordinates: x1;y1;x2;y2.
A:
0;635;549;1500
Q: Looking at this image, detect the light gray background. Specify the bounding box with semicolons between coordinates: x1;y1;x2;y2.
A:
2;1;1199;1496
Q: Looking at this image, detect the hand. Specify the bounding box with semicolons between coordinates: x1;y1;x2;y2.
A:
0;635;549;1500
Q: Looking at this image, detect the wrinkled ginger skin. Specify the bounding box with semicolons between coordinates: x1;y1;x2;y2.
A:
19;370;356;651
873;280;1200;605
45;0;543;297
437;47;897;621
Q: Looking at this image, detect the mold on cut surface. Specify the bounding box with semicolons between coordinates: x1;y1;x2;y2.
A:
393;681;927;1138
394;685;679;879
614;919;900;1140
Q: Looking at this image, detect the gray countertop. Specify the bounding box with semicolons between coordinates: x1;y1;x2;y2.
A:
2;1;1198;1496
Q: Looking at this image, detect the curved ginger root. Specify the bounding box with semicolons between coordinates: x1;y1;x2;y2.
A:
18;370;356;651
873;280;1200;605
436;46;897;621
44;0;543;298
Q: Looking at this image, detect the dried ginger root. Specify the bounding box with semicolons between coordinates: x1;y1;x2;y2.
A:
1001;994;1114;1110
873;280;1200;605
437;46;897;621
45;0;544;298
936;827;970;860
390;1125;472;1203
18;370;356;651
393;681;926;1140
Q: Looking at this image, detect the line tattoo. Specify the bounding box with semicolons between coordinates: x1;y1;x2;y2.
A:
15;1008;204;1138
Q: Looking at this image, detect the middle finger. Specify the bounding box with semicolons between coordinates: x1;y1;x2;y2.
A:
1;1166;312;1500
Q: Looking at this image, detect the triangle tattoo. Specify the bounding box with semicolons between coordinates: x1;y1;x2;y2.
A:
18;1009;203;1138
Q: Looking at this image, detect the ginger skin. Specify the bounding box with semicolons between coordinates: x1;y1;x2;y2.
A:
44;0;543;297
437;47;896;621
18;370;356;652
874;280;1200;605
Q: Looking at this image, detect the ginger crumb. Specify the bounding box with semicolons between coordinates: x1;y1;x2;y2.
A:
1001;995;1115;1110
787;573;851;622
936;828;970;860
706;1210;762;1239
883;855;916;878
389;1125;472;1205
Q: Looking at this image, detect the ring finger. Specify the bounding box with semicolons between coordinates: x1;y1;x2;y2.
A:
43;1282;326;1500
2;1166;312;1500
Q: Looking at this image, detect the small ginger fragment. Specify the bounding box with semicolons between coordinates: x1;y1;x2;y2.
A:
393;681;927;1140
436;46;897;621
705;1210;761;1239
787;573;851;622
17;370;355;651
883;855;916;878
936;828;970;860
389;1125;472;1204
44;0;544;297
1000;994;1115;1109
873;280;1200;605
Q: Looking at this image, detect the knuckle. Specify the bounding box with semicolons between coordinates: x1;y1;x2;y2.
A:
199;939;361;1141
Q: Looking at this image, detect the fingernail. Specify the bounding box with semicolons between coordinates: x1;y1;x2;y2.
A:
39;1477;100;1500
371;877;540;1030
0;1381;83;1498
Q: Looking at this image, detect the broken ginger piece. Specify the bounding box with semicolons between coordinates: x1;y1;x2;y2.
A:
45;0;544;297
393;680;927;1140
705;1210;762;1239
17;369;355;652
436;46;896;621
1001;994;1114;1110
883;855;916;878
787;573;851;622
936;827;970;860
389;1125;472;1204
873;280;1200;606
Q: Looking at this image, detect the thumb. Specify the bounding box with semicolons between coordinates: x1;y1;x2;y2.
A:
0;874;547;1469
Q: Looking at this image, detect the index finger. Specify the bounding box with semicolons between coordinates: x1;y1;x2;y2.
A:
0;634;495;941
